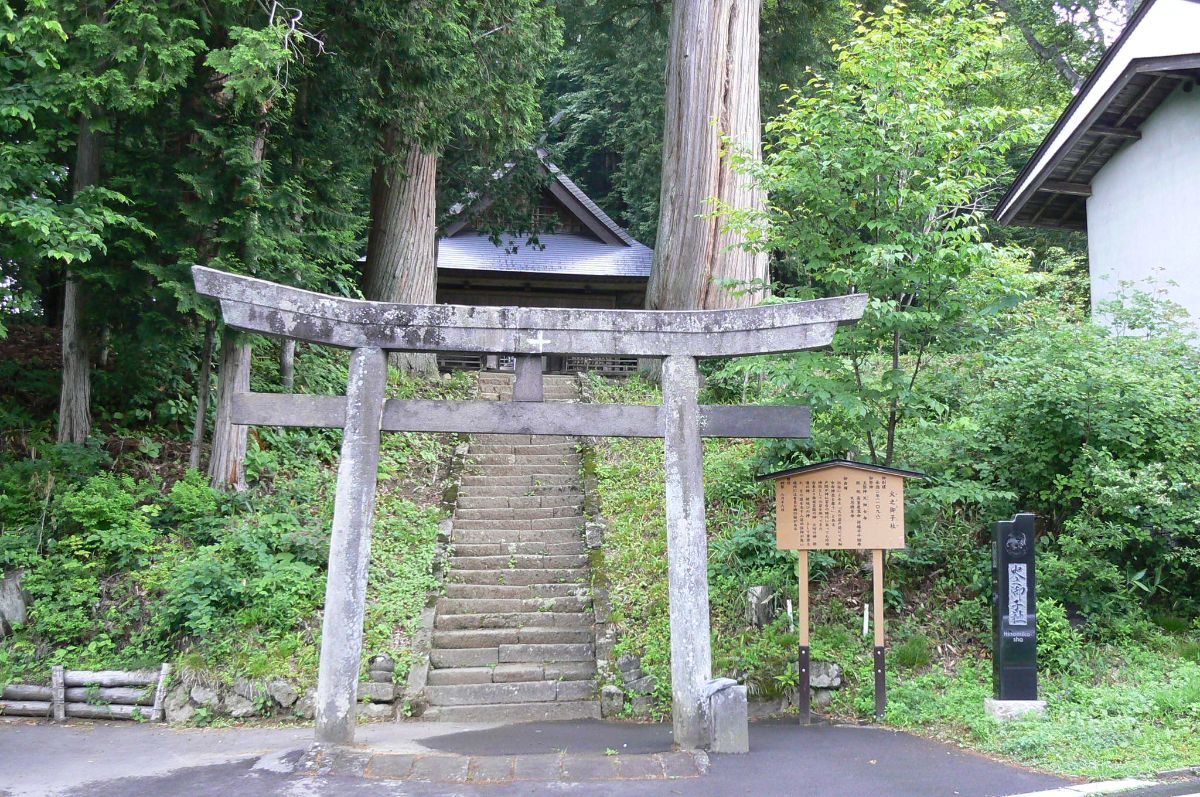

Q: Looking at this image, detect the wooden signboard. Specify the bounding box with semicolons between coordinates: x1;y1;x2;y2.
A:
772;465;908;551
757;459;923;724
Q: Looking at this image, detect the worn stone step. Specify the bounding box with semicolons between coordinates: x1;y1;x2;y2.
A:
449;541;587;557
451;528;583;544
470;434;574;445
465;465;581;479
425;680;595;707
456;494;582;511
456;484;581;498
434;611;594;631
455;506;581;522
498;643;595;663
459;474;577;488
425;667;494;686
444;583;587;600
468;445;579;456
429;648;499;668
423;664;594;687
451;516;585;532
432;628;518;648
449;568;586;586
423;700;600;723
435;595;591;614
433;627;594;648
448;554;589;571
469;454;581;468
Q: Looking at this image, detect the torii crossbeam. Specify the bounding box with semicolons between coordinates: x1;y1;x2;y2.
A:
193;266;867;749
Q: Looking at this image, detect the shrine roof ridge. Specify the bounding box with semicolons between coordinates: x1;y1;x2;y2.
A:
192;266;868;358
756;459;926;482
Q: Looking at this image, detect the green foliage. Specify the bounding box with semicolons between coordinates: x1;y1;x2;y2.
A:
893;634;933;670
724;0;1046;467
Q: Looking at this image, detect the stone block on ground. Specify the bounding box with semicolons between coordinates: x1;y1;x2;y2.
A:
625;674;656;695
809;661;843;689
600;685;624;717
705;678;749;754
0;569;28;636
164;684;194;724
984;698;1047;722
225;693;257;718
629;695;654;718
617;653;640;675
189;684;220;709
294;690;316;720
369;654;396;673
359;702;395;720
360;682;396;703
267;679;298;707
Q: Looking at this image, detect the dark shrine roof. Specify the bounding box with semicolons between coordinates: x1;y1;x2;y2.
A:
439;150;652;280
756;459;925;482
438;232;653;278
995;0;1200;231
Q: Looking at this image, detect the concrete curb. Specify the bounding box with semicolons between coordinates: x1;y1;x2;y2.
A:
296;745;709;784
1004;778;1160;797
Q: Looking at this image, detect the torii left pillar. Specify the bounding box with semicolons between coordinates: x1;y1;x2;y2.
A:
315;346;388;745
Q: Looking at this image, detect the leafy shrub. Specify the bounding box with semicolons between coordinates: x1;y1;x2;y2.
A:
1038;597;1084;674
55;473;158;570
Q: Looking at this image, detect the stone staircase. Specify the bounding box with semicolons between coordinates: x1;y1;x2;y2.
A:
423;373;601;722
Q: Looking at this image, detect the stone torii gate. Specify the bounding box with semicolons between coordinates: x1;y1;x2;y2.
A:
192;266;866;750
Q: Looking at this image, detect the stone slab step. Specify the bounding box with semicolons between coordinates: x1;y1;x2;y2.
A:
434;611;594;631
444;583;587;600
449;541;587;557
469;454;581;468
426;680;596;707
432;627;593;649
449;569;585;586
430;648;499;668
469;434;575;445
423;700;600;723
459;474;577;488
452;517;585;532
498;643;594;663
464;465;581;479
469;444;578;456
425;661;596;686
435;596;590;614
454;506;582;522
456;495;583;511
448;554;588;570
457;485;581;498
450;528;584;544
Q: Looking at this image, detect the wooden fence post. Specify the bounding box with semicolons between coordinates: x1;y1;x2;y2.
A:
51;665;65;722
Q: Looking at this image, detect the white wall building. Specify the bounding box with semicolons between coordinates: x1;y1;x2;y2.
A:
995;0;1200;330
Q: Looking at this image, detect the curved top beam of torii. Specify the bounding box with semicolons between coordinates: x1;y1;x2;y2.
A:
192;266;868;358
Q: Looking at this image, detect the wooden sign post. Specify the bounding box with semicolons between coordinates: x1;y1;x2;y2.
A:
758;460;922;724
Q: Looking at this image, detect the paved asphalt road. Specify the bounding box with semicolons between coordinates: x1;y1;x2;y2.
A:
0;716;1136;797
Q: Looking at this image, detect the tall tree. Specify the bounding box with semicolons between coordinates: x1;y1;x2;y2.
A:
354;0;560;374
646;0;768;311
727;0;1045;465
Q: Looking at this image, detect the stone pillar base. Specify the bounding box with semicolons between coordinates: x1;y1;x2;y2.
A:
984;698;1047;721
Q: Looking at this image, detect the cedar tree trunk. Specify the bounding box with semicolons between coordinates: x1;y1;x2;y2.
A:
363;132;439;376
188;320;216;470
208;332;251;490
57;113;100;443
647;0;768;311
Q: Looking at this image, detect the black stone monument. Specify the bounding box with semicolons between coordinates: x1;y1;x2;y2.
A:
992;512;1037;700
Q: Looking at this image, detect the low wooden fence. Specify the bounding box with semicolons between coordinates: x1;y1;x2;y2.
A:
0;664;171;722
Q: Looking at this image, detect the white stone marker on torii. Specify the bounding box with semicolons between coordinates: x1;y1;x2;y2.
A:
192;266;867;751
